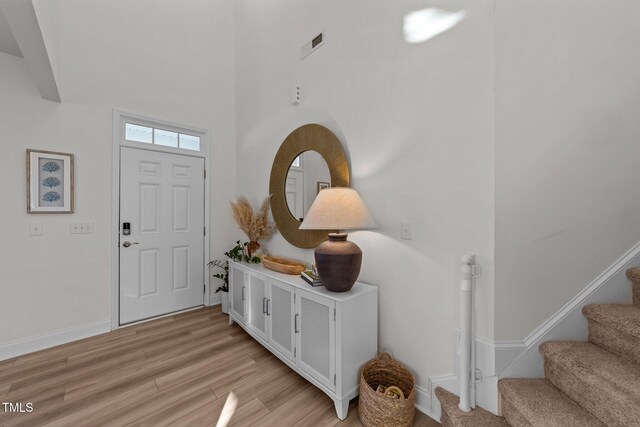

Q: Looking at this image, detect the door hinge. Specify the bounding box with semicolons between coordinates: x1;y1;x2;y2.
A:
203;226;206;236
334;374;336;386
474;369;483;382
203;283;206;294
204;169;206;179
334;308;336;321
294;347;296;358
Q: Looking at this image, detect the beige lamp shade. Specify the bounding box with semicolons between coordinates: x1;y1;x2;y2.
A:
299;187;376;231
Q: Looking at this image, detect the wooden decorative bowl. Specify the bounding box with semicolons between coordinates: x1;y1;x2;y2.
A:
262;256;306;275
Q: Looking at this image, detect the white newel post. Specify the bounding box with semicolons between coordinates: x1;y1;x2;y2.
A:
459;254;476;412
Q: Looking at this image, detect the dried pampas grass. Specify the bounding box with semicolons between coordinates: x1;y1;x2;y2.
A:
231;195;277;242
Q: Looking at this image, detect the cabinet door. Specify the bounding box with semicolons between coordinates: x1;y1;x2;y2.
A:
229;264;246;323
295;289;336;391
267;279;295;362
247;273;268;340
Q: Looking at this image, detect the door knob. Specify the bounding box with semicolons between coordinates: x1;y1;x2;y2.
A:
122;241;139;248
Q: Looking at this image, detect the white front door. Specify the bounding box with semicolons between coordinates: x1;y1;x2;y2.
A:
285;169;304;221
119;147;205;324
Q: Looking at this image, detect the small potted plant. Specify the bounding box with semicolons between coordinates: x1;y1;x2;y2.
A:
230;196;277;257
209;241;261;314
208;259;230;313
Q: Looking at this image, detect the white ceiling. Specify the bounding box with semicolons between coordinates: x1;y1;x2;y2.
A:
0;8;22;57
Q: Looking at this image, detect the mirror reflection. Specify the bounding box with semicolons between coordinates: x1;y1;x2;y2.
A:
285;150;331;221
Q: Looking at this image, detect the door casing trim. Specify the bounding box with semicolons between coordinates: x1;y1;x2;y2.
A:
111;109;212;331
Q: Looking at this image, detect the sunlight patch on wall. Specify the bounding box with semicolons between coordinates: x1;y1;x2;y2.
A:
403;8;467;44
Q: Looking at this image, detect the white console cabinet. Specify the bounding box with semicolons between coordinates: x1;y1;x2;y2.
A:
228;261;378;420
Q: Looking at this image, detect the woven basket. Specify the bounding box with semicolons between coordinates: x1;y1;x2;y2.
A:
359;352;416;427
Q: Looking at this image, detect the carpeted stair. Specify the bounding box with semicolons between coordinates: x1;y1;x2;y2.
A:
437;267;640;426
436;387;509;427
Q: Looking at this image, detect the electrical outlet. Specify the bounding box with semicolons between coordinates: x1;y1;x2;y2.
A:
400;221;412;240
29;222;43;236
70;222;94;234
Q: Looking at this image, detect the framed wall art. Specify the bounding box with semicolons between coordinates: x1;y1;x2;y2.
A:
27;149;74;214
317;181;330;194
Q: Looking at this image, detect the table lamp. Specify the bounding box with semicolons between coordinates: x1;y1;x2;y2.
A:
299;187;376;292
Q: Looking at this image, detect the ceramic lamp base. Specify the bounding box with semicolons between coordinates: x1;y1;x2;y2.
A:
314;233;362;292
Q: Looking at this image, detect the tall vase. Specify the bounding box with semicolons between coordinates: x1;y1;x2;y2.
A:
247;241;260;258
220;291;229;314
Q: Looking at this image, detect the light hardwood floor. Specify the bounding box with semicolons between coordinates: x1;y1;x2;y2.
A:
0;306;439;426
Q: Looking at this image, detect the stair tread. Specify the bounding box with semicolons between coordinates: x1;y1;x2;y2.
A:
499;378;605;426
540;341;640;399
627;267;640;305
583;304;640;338
435;387;508;427
626;267;640;283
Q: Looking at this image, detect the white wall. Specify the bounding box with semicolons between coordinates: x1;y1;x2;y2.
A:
494;0;640;341
3;0;635;411
0;0;236;351
234;0;496;386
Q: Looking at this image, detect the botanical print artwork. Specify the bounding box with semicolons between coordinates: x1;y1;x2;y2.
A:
27;149;74;213
38;158;64;207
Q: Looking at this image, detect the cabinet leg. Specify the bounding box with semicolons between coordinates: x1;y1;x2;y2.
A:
334;398;350;420
228;316;235;326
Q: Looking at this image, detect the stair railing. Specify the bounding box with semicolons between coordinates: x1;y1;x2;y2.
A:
459;254;479;411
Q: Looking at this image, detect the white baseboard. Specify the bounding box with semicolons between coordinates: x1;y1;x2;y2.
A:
428;241;640;417
209;292;221;306
414;384;432;419
1;292;223;363
475;375;498;413
421;331;500;418
419;374;458;421
5;241;637;419
0;319;111;362
494;341;527;374
497;240;640;378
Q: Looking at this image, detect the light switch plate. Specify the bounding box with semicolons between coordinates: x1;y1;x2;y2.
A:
70;222;94;234
291;83;301;105
29;222;43;236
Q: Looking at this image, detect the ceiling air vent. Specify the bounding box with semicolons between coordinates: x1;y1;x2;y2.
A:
300;32;325;60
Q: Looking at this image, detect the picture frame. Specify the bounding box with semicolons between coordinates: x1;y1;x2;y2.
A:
27;149;74;214
317;181;330;194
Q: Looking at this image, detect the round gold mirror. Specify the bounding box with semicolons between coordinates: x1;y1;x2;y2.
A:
269;124;350;248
